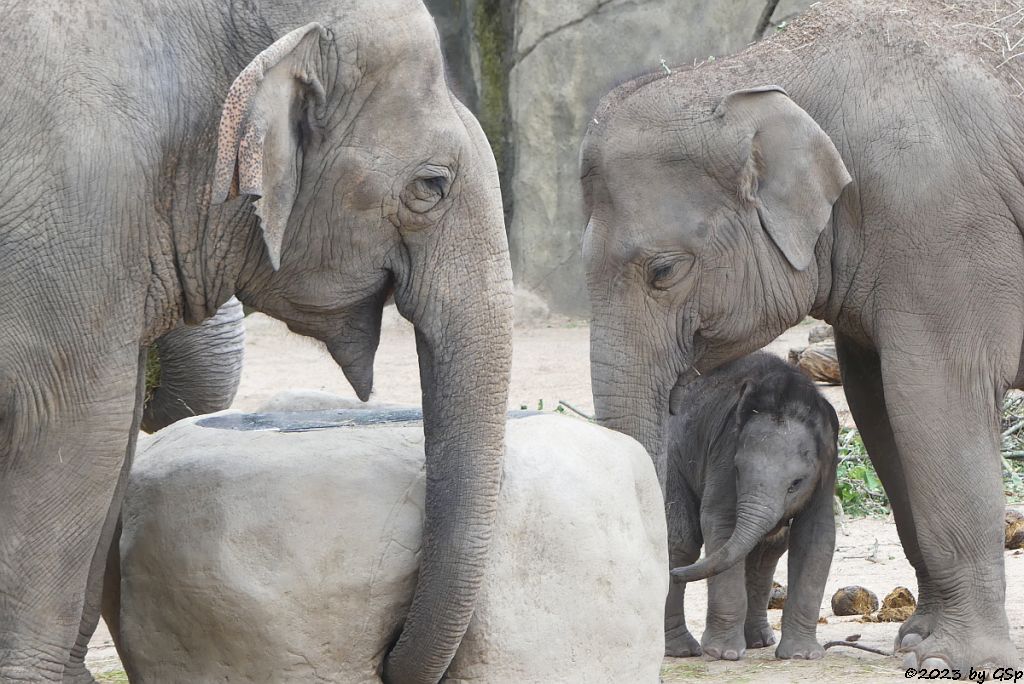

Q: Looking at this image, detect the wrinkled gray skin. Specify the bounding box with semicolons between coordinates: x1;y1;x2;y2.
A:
142;297;246;434
663;353;837;661
0;2;512;682
583;0;1024;670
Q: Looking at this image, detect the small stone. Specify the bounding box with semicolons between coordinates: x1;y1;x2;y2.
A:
875;586;916;623
768;581;787;609
1006;510;1024;550
831;586;879;616
818;616;828;624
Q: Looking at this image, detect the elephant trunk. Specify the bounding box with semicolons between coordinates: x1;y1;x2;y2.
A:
590;320;673;487
671;497;781;583
382;245;513;683
141;297;245;433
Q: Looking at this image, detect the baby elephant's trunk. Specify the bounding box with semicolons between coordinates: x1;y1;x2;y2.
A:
671;499;780;582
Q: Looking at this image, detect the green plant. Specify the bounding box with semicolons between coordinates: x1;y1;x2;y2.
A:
834;390;1024;516
94;670;129;684
835;427;889;517
144;344;161;403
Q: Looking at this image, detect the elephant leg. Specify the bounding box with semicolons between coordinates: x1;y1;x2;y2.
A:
699;523;748;660
0;354;138;681
665;485;702;657
743;529;787;650
665;550;702;657
834;335;940;649
879;347;1017;670
63;350;146;684
776;469;834;661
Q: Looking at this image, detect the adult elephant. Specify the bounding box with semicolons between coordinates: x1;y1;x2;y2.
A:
141;297;246;434
0;2;512;683
582;0;1023;672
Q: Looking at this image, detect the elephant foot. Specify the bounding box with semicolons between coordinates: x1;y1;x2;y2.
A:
744;620;776;649
775;633;824;660
894;604;940;652
898;623;1020;673
701;630;746;661
62;669;97;684
665;629;702;657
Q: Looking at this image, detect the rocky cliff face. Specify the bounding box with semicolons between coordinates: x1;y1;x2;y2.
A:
425;0;815;314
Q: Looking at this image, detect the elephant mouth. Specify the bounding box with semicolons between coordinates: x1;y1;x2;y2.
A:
668;334;708;416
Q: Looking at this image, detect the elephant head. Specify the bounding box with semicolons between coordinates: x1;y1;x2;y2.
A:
142;297;245;434
581;82;850;483
206;7;513;683
671;370;839;582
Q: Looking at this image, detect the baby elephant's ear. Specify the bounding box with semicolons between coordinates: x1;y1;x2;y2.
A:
212;23;327;270
715;86;852;271
734;380;756;427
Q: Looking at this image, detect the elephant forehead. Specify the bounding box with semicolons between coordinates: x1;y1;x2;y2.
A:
736;417;815;460
591;175;724;261
334;1;445;85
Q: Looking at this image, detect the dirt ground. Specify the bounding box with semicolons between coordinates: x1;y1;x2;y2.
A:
86;314;1024;682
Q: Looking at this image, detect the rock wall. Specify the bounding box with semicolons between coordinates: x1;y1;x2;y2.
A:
426;0;816;314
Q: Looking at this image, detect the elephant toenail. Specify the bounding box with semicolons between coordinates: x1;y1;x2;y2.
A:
809;651;823;661
751;641;763;648
900;633;924;650
920;657;949;670
902;652;920;668
724;650;738;660
704;648;720;659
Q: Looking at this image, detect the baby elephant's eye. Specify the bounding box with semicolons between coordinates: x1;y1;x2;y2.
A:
788;478;805;493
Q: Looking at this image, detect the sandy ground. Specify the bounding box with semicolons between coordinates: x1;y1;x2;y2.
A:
86;313;1024;681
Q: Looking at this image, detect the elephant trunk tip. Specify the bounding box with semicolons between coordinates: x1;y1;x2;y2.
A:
670;563;708;584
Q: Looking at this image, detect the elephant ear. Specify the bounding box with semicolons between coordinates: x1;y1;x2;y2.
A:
212;23;327;270
715;86;852;271
734;380;756;428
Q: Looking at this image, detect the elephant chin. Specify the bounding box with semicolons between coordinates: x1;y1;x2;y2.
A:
325;294;389;402
327;341;376;402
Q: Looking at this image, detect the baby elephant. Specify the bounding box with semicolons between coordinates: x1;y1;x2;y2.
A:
665;352;838;661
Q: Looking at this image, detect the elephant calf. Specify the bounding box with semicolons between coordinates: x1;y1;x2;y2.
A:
664;352;838;661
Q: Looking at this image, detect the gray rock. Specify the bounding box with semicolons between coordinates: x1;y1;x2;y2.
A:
109;412;667;683
513;286;550;326
808;323;835;344
256;389;413;413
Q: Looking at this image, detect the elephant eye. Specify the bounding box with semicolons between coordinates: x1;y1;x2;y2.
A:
788;478;804;493
648;255;693;290
401;167;453;215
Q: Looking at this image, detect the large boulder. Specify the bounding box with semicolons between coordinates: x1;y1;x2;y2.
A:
108;410;667;683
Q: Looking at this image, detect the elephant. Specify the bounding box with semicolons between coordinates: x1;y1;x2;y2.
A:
141;297;246;434
582;0;1024;671
0;2;512;682
662;352;838;661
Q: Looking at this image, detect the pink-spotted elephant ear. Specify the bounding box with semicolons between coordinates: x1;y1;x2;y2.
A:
212;23;327;270
715;86;852;271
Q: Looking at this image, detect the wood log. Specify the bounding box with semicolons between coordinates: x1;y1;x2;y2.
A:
796;341;842;385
